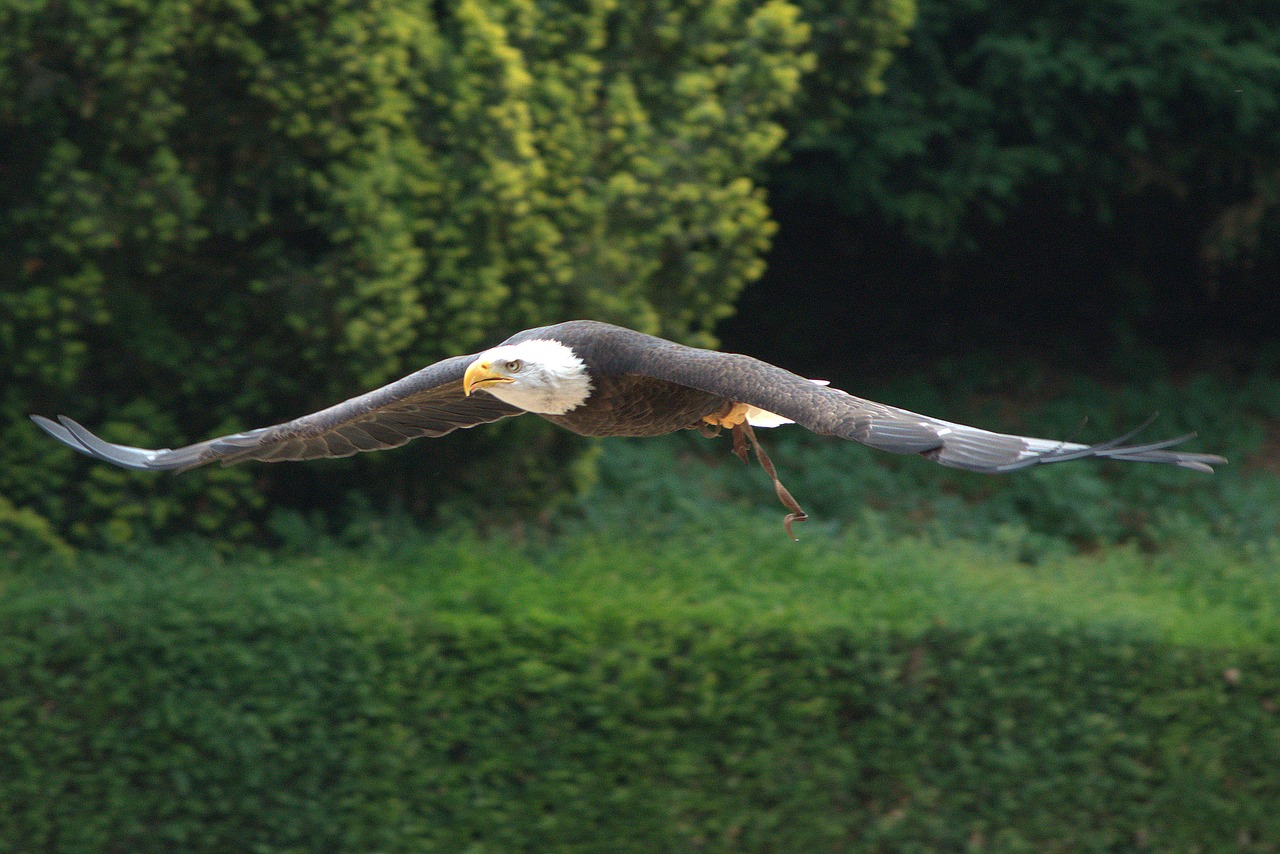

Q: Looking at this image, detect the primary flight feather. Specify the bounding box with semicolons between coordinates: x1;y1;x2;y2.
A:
32;320;1225;533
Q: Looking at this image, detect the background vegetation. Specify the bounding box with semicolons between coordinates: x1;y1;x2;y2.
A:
4;513;1279;851
3;0;1279;848
741;0;1280;369
1;0;837;545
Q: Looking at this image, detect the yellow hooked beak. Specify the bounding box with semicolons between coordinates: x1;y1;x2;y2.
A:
463;361;514;396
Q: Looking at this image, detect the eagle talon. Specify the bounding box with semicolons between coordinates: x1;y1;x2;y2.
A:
730;424;750;463
733;422;808;540
783;511;807;542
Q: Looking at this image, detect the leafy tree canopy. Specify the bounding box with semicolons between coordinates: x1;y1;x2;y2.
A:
781;0;1280;270
1;0;842;544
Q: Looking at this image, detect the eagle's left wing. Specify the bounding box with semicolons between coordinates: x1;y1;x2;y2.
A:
622;339;1226;474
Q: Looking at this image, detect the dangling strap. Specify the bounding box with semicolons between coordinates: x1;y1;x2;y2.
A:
732;422;808;540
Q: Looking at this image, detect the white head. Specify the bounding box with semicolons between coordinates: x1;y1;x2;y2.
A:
462;338;593;415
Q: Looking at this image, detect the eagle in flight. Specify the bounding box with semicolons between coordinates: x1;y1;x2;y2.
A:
32;320;1225;538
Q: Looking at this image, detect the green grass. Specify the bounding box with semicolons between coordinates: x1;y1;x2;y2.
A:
369;521;1277;648
18;496;1269;651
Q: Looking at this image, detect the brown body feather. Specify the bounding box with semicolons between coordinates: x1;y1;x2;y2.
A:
542;373;729;438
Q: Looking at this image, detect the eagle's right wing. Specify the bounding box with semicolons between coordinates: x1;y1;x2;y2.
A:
32;354;523;472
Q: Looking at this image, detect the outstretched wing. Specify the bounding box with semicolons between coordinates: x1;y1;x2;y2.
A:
31;354;523;472
614;333;1226;473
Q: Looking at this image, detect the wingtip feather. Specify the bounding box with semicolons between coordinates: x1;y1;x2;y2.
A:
31;414;164;470
31;414;94;456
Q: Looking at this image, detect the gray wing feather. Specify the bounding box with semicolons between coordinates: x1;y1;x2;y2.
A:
31;353;523;472
616;336;1226;473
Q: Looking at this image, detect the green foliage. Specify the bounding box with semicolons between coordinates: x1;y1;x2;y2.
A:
0;0;815;544
789;0;915;103
0;494;73;566
782;0;1280;261
2;529;1278;850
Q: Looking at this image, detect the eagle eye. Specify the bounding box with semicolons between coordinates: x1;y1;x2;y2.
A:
505;359;522;373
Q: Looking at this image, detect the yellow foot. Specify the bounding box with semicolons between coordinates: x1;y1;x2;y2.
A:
703;402;751;429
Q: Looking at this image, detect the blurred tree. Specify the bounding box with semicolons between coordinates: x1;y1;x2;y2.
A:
775;0;1280;281
0;0;840;544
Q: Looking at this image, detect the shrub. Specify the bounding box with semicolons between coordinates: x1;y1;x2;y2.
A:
0;0;820;544
1;542;1277;851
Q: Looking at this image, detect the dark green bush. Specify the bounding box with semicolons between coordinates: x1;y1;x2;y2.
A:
782;0;1280;260
1;0;826;544
2;547;1277;851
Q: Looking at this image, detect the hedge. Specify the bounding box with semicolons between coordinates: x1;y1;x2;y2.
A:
2;552;1277;851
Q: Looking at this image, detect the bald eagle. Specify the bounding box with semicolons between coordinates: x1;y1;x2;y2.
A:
32;320;1225;537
